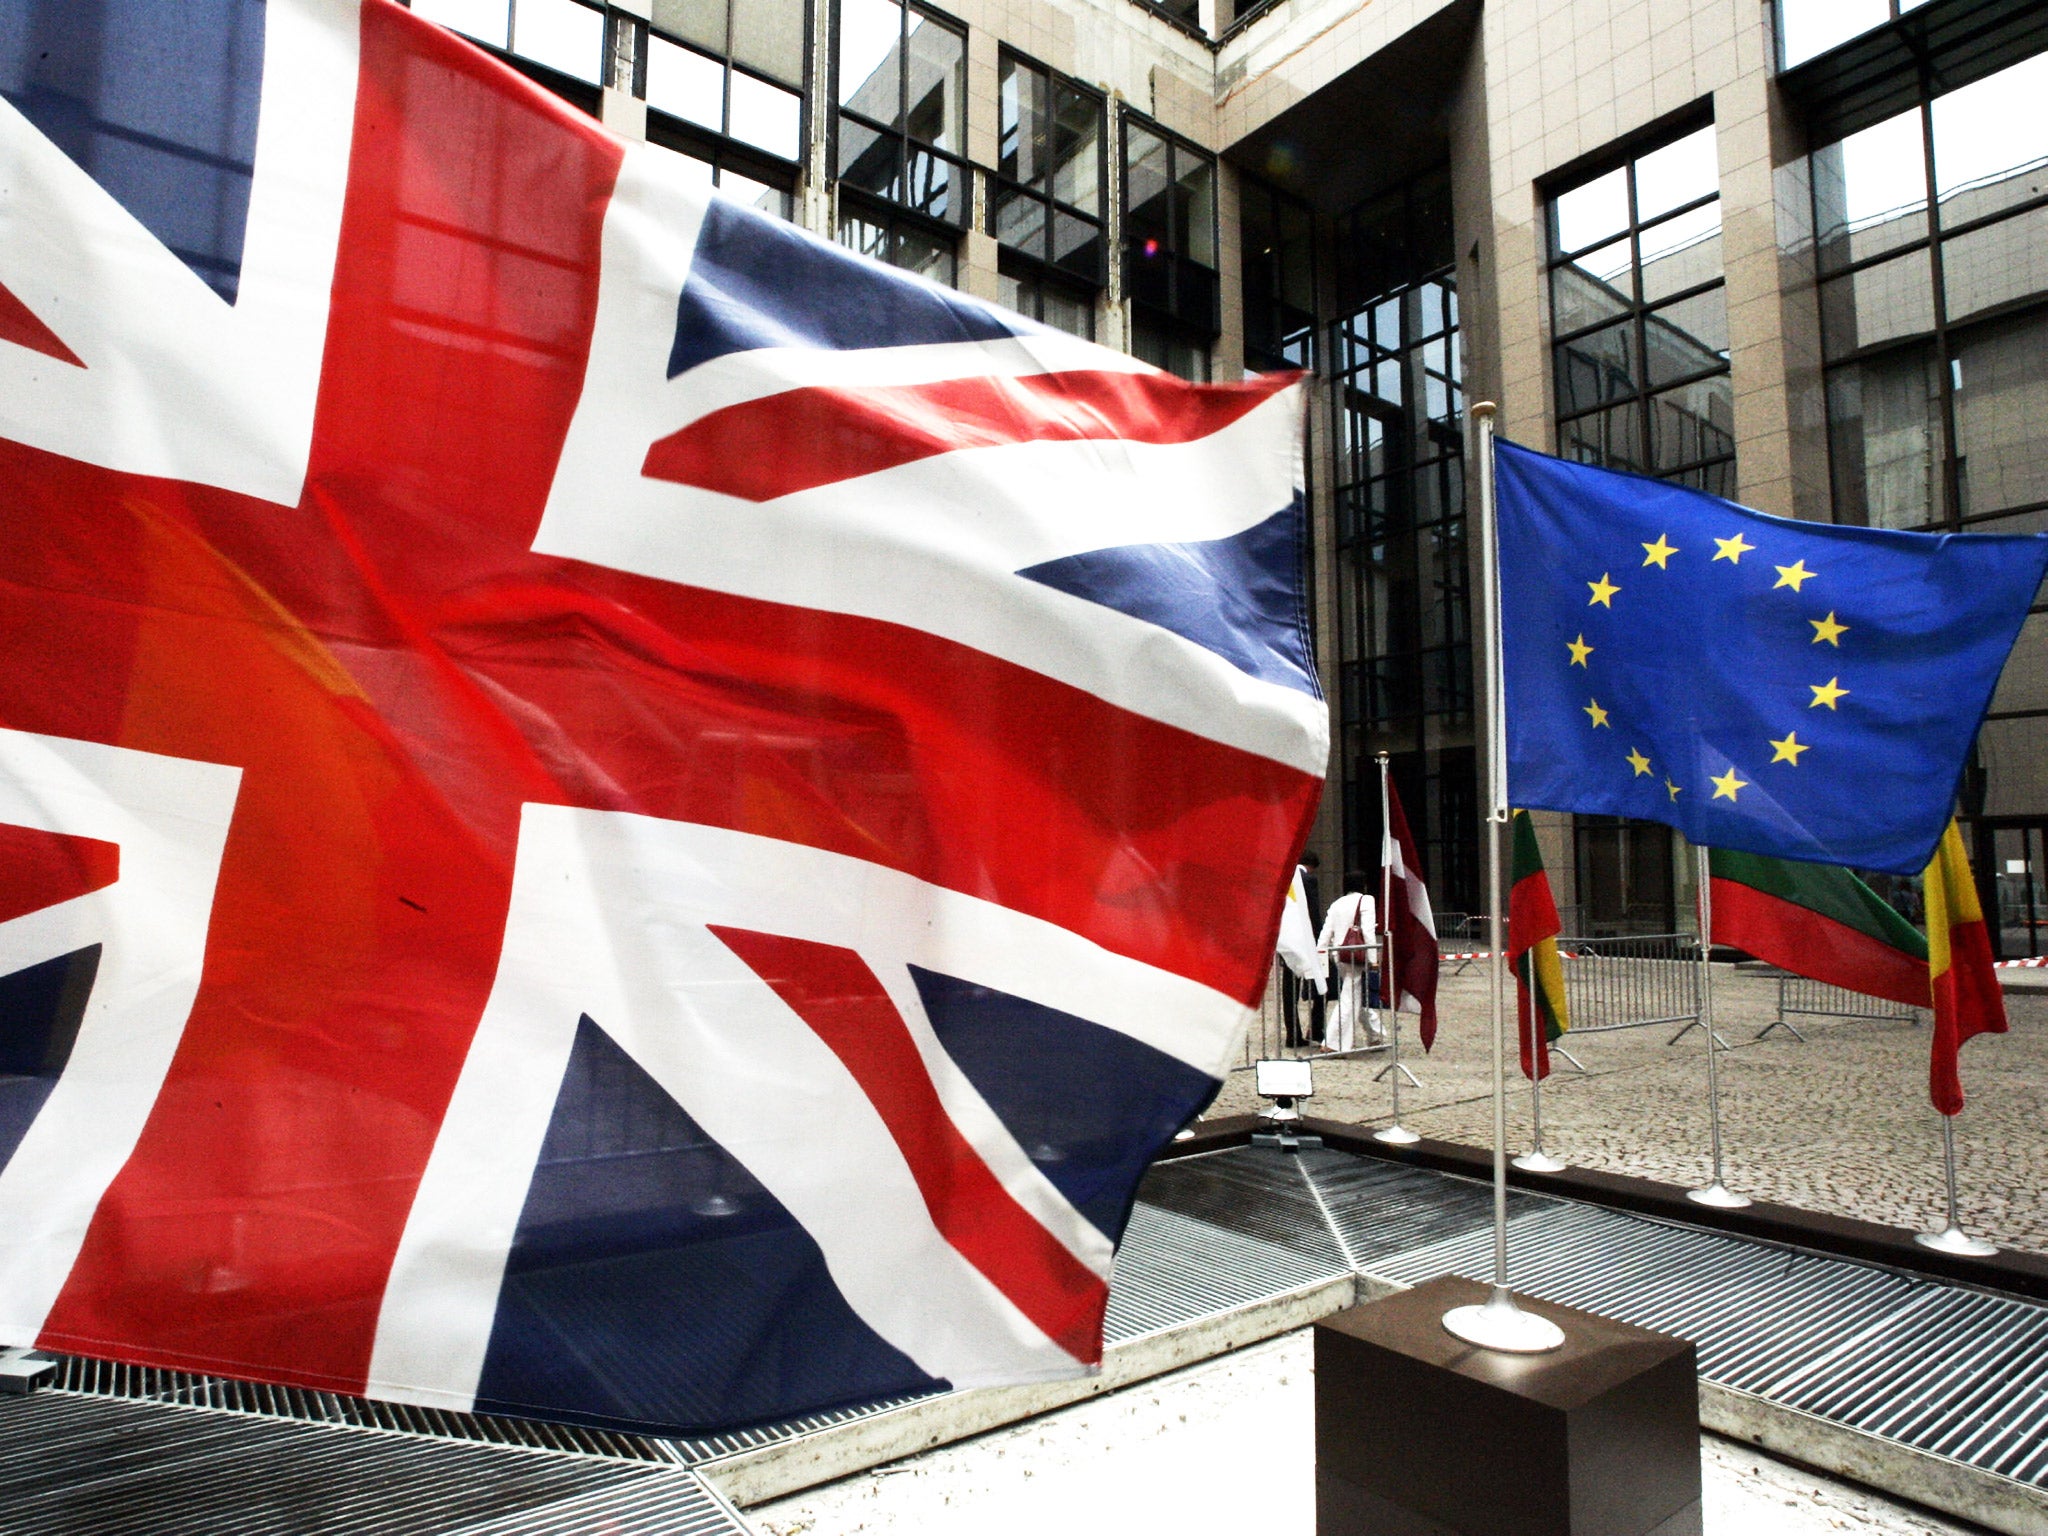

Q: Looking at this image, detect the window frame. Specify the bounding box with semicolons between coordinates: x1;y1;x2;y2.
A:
831;0;972;230
1544;119;1735;494
1119;107;1220;348
991;47;1108;289
642;0;811;172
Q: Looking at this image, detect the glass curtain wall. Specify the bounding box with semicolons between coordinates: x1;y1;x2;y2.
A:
1811;47;2048;948
836;0;968;281
1549;122;1734;498
642;0;805;218
413;0;608;100
1547;123;1731;932
1329;172;1475;916
1241;178;1316;372
993;51;1104;339
1777;0;1934;70
1122;114;1218;380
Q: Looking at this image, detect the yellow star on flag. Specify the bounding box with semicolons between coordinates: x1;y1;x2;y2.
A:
1587;573;1620;607
1626;748;1652;776
1712;533;1754;564
1584;699;1610;728
1811;611;1848;646
1769;732;1809;765
1641;535;1679;569
1666;778;1682;801
1711;767;1748;801
1809;677;1848;710
1567;634;1594;667
1773;560;1815;592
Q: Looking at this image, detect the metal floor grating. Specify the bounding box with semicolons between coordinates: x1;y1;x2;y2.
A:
0;1390;745;1536
20;1142;2048;1518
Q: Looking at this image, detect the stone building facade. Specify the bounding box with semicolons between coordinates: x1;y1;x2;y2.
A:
415;0;2048;952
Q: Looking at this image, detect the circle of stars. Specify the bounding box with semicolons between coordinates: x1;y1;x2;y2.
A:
1562;521;1849;807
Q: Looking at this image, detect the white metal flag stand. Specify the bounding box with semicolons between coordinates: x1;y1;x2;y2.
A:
1514;1061;1566;1172
1916;1113;1998;1255
1687;846;1751;1209
1374;752;1422;1146
1441;403;1566;1355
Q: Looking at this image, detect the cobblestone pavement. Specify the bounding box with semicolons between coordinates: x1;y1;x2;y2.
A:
751;1330;1982;1536
1204;967;2048;1255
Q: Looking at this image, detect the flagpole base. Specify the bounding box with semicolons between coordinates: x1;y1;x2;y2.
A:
1442;1286;1566;1354
1374;1123;1421;1146
1513;1150;1567;1172
1686;1181;1751;1209
1915;1224;1998;1257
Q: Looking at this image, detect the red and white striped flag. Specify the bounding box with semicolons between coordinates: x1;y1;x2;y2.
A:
1381;779;1441;1049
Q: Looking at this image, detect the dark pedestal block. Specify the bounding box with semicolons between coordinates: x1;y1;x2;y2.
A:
1316;1276;1701;1536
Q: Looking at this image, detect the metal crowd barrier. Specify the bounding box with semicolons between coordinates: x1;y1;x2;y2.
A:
1762;973;1922;1042
1555;932;1703;1040
1233;959;1385;1071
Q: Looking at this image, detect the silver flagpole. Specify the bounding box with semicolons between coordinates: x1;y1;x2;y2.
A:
1916;1112;1998;1255
1688;845;1749;1208
1514;1041;1565;1172
1375;751;1420;1145
1443;402;1564;1354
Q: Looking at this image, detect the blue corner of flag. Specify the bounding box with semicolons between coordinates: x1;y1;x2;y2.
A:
1017;499;1321;698
1494;439;2048;874
669;198;1026;379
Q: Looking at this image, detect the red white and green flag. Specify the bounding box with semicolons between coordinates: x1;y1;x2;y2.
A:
1707;846;1927;1010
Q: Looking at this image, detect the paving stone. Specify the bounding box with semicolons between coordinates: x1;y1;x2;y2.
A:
1205;968;2048;1256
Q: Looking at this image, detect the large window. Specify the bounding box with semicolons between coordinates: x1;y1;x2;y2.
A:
413;0;608;98
994;52;1105;288
1328;172;1473;914
1122;114;1217;379
1810;48;2048;894
999;268;1096;340
1548;122;1734;498
1241;178;1316;372
835;0;968;249
1777;0;1932;70
644;0;805;166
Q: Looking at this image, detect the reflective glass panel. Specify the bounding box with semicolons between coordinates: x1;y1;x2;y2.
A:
1637;201;1722;301
837;118;899;199
1932;52;2048;228
904;147;965;222
1952;314;2048;519
731;0;805;87
511;0;603;84
413;0;509;48
1819;248;1936;357
1634;126;1718;221
1812;107;1928;273
1553;165;1628;255
1041;285;1095;340
647;36;725;131
652;0;726;53
1052;84;1100;214
894;222;956;286
1648;375;1734;471
1177;155;1217;267
1555;320;1639;415
992;184;1046;256
904;13;963;151
1560;401;1645;473
1825;347;1940;527
838;0;902;118
717;169;789;220
1979;718;2048;819
1944;203;2048;325
1778;0;1890;68
1052;211;1100;278
837;208;890;262
1124;126;1171;250
998;56;1043;184
1550;236;1634;333
728;72;801;161
1643;289;1729;385
647;137;716;193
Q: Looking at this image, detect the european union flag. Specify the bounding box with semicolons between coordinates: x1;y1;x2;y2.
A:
1497;441;2048;875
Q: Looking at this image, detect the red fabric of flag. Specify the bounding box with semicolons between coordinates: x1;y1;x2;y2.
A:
1924;820;2007;1115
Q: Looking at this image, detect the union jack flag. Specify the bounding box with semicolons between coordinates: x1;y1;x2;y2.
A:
0;0;1322;1432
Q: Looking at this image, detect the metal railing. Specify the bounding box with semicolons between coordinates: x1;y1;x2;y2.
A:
1555;932;1703;1036
1762;973;1922;1041
1232;959;1385;1071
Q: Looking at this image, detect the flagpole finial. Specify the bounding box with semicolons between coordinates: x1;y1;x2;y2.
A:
1376;751;1390;766
1471;399;1498;421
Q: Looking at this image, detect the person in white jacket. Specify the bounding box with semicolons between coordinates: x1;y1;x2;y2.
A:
1317;874;1380;1052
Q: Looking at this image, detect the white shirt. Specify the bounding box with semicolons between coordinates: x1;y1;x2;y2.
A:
1317;892;1378;965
